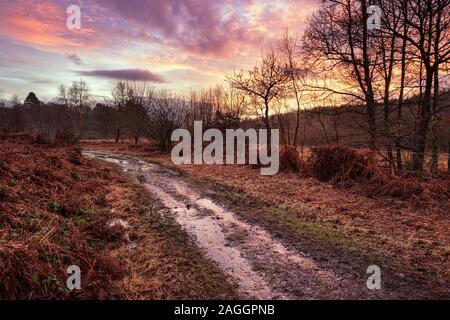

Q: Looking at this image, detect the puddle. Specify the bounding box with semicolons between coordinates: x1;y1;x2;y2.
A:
83;150;361;300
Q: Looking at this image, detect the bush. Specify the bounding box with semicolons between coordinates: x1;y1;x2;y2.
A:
309;145;377;182
53;130;79;146
279;145;303;172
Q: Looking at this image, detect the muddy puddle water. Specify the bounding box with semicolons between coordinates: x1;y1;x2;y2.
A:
84;151;361;300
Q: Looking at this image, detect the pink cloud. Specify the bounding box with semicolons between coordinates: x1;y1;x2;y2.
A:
0;0;319;60
93;0;268;57
0;0;103;51
0;0;320;96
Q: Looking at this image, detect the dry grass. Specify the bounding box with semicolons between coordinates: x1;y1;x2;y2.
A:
0;134;128;299
1;135;237;300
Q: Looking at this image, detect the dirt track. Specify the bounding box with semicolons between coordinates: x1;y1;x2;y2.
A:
84;150;378;300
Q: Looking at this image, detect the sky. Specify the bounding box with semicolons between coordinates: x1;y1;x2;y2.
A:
0;0;319;102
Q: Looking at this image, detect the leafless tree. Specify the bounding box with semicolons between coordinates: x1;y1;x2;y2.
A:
58;85;70;108
303;0;380;150
58;80;91;137
111;81;133;142
0;90;25;133
280;29;307;145
68;80;90;111
184;85;249;134
227;51;289;131
0;89;6;107
146;90;186;152
109;81;153;144
386;0;450;171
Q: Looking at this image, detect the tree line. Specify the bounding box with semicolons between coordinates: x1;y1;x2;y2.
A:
0;81;249;151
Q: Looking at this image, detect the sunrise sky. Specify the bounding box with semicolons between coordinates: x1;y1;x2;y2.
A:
0;0;319;101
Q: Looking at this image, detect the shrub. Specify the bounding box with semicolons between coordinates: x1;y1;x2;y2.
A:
53;130;79;146
279;145;303;172
309;145;377;182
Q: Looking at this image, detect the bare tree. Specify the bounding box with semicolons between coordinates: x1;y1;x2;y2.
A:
57;80;90;137
227;51;289;131
146;90;185;152
280;29;306;146
108;81;154;144
58;85;70;108
0;89;6;107
303;0;383;150
184;85;249;134
0;90;25;133
386;0;450;171
69;80;90;111
111;81;134;142
394;0;411;172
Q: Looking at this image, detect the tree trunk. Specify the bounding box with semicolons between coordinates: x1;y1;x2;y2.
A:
430;11;442;174
115;128;121;143
430;68;440;174
264;99;271;131
396;17;407;173
264;99;272;152
412;70;433;172
367;100;377;151
430;128;439;174
396;143;403;172
383;77;394;171
382;30;396;171
361;0;377;151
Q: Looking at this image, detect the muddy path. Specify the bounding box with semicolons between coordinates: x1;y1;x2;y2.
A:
84;150;371;300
